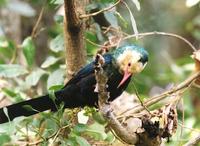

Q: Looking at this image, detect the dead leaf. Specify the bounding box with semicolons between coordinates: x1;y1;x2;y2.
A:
125;118;143;133
108;35;122;46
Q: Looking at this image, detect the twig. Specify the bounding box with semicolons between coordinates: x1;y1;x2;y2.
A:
102;26;129;36
31;6;45;38
85;38;104;48
118;71;200;117
28;125;69;145
131;81;151;114
145;71;200;105
123;31;197;51
85;37;118;50
80;0;121;18
87;30;197;54
178;122;200;133
101;28;197;52
184;133;200;146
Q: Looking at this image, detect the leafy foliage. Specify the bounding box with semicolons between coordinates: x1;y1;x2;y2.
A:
0;134;11;145
25;68;46;86
41;56;60;68
22;37;36;66
49;34;65;53
0;0;200;145
0;64;28;78
47;68;65;89
0;38;15;63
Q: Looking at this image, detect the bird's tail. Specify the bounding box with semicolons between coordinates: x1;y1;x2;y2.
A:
0;94;57;124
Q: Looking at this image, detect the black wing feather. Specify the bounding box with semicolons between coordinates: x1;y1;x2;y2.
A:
65;54;113;86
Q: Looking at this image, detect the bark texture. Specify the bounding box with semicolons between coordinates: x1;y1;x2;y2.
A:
63;0;87;80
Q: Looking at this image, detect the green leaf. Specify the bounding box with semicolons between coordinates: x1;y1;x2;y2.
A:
85;3;98;12
85;122;107;140
0;134;11;145
47;69;65;89
105;131;115;143
193;15;200;26
92;112;107;124
65;137;78;146
0;0;7;6
0;38;16;61
104;11;118;28
22;37;36;66
26;68;46;86
2;88;25;102
94;24;104;42
43;118;59;136
0;64;28;78
48;90;56;102
50;34;64;53
115;11;128;28
2;88;17;97
41;56;60;68
22;105;36;112
73;124;87;134
85;31;97;55
54;15;64;24
48;84;64;91
75;136;91;146
50;0;64;5
100;0;116;3
193;30;200;40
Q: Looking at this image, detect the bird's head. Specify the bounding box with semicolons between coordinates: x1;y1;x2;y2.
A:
113;45;148;88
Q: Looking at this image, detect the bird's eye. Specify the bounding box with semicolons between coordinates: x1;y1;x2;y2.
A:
128;63;131;67
138;57;142;62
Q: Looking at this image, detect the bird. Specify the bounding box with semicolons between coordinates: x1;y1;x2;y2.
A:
0;45;148;124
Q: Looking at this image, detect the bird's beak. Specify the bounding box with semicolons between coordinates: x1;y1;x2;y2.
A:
117;68;132;88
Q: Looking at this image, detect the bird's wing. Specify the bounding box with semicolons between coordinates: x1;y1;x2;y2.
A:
65;54;113;86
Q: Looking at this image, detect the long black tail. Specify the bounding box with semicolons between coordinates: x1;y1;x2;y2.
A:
0;94;57;124
0;85;95;124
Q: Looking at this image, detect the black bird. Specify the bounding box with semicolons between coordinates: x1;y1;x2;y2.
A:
0;45;148;124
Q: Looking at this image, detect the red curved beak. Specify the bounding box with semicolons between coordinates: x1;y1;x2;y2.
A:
117;68;132;88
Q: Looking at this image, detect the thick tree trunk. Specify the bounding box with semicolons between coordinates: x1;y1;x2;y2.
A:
63;0;87;80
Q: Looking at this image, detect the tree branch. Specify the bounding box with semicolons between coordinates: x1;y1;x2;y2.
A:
123;31;197;51
31;5;45;38
80;0;121;19
118;71;200;118
84;29;197;52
